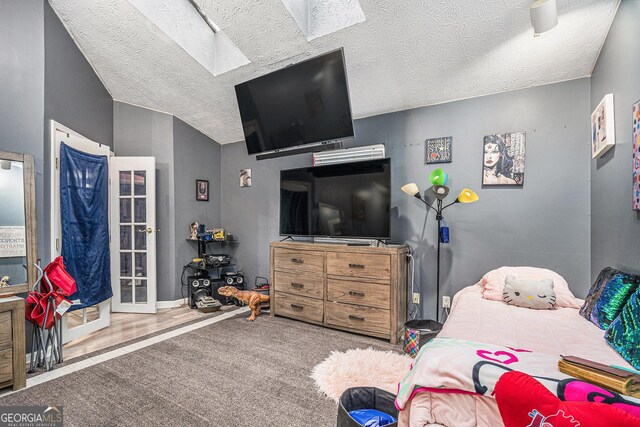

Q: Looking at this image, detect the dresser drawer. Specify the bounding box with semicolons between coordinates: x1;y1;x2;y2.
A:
273;249;324;273
0;348;12;384
327;252;390;280
327;279;390;309
0;312;11;347
325;302;390;335
274;292;324;323
274;271;324;300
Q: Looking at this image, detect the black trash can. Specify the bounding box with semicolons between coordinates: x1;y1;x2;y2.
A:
337;387;398;427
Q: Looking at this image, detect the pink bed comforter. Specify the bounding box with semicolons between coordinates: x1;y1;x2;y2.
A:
399;284;632;427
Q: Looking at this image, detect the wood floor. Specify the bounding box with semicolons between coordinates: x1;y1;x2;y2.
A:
62;303;235;360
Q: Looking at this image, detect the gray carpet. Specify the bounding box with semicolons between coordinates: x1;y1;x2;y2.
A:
26;306;242;379
2;313;399;426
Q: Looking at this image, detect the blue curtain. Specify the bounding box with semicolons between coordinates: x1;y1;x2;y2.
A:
60;143;112;310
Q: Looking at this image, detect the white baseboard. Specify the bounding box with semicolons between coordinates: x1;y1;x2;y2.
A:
155;298;187;309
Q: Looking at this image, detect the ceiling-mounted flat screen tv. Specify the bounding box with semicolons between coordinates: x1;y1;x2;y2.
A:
235;48;354;155
280;158;391;239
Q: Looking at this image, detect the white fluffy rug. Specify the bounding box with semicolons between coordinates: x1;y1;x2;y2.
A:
311;348;413;401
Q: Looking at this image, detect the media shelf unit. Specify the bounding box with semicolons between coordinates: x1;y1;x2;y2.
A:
269;241;408;344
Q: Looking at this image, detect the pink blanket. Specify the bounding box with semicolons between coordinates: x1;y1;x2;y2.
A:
398;284;633;427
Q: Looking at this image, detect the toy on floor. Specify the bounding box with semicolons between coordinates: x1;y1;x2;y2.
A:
217;286;269;321
0;276;9;287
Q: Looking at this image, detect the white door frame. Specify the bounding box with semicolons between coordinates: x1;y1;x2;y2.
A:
49;120;111;343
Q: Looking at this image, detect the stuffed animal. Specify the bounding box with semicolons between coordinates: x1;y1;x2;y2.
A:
0;276;9;287
503;275;556;310
217;286;269;321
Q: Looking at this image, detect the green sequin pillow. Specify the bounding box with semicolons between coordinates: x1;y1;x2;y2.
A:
580;267;617;321
591;274;639;330
605;287;640;370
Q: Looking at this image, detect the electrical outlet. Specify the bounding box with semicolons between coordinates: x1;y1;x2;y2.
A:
442;296;451;309
413;293;420;304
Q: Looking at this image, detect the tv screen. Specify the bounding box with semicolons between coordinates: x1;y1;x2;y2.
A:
280;158;391;239
235;49;354;155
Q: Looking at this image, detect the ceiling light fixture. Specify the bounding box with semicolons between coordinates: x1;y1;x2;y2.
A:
531;0;558;37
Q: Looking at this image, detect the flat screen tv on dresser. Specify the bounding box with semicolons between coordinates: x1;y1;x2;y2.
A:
279;158;391;239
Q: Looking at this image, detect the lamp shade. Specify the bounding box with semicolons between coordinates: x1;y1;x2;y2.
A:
429;168;447;186
432;185;449;200
401;183;420;197
531;0;558;36
457;188;479;203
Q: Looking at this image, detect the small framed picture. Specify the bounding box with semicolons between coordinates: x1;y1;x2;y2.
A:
196;179;209;201
240;169;252;187
425;137;452;164
591;93;615;159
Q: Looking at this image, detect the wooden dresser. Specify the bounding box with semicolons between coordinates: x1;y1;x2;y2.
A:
270;241;408;344
0;297;26;391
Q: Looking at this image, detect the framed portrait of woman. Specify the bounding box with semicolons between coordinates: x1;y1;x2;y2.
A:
196;179;209;201
482;132;526;186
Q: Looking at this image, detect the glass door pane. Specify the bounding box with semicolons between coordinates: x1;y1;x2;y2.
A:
117;170;149;305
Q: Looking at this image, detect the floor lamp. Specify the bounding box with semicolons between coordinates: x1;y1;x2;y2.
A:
402;168;478;322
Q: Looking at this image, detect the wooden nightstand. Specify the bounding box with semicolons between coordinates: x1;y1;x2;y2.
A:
0;297;26;391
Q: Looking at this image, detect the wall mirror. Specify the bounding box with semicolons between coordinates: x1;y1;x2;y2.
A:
0;150;37;296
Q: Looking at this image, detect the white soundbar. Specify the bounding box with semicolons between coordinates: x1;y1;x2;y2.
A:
312;144;386;166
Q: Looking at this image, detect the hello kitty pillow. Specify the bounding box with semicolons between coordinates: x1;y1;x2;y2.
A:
503;275;557;310
481;266;581;309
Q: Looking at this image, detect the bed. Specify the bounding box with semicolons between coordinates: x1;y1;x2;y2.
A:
398;283;634;427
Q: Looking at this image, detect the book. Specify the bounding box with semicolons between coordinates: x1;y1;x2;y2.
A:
558;355;640;398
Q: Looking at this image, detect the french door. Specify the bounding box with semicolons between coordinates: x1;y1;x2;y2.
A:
110;157;157;313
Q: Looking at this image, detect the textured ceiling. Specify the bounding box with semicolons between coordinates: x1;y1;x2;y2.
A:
48;0;618;145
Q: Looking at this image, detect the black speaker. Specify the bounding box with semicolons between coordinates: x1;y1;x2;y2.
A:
188;275;212;309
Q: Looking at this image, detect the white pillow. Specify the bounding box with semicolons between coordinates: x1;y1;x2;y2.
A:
503;275;557;310
481;266;580;309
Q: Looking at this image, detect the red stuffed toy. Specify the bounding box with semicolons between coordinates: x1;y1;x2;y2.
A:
494;371;640;427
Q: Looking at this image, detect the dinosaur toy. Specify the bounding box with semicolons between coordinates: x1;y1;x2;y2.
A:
217;286;269;321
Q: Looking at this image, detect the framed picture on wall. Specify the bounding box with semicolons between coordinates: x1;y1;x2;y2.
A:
591;94;615;159
482;132;526;186
425;137;452;164
240;169;252;187
633;99;640;210
196;179;209;201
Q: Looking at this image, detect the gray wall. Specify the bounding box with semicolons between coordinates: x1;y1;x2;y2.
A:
0;1;114;272
221;78;592;319
590;0;640;279
113;102;176;301
173;116;222;300
43;1;114;264
0;0;45;270
44;2;113;147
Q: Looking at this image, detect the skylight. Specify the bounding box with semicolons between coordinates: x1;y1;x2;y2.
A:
281;0;366;41
127;0;249;76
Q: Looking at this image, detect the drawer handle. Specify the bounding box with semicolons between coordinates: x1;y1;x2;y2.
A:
349;263;365;269
291;258;305;264
349;291;365;297
349;315;365;321
290;304;304;311
291;282;305;289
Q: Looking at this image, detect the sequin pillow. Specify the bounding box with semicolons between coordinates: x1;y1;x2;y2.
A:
590;274;639;330
580;267;618;321
605;287;640;370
